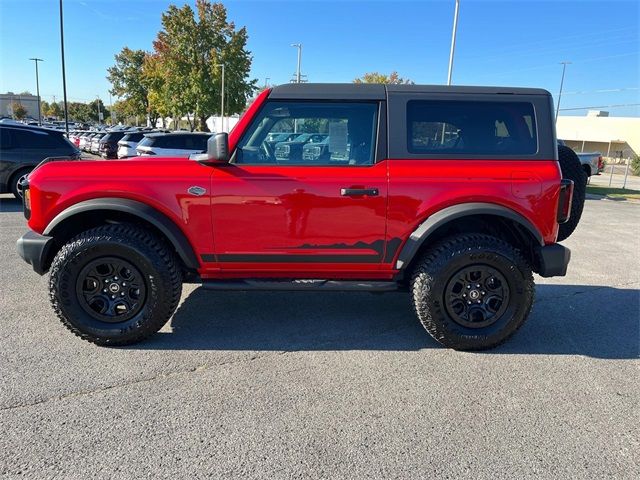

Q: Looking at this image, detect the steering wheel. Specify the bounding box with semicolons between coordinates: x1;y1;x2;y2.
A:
260;141;273;162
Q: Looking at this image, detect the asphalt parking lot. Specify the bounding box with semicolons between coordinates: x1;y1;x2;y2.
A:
1;194;638;479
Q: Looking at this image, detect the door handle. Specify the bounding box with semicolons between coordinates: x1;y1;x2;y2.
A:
340;188;379;197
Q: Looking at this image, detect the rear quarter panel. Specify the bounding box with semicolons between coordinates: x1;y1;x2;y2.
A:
387;159;562;248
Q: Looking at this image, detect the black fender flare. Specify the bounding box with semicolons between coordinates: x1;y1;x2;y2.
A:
394;202;544;270
43;198;200;270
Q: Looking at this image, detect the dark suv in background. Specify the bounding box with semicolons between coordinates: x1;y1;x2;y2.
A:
0;124;80;198
98;131;127;159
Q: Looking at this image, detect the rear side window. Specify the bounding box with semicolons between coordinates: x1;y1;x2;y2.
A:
184;135;209;151
407;100;537;156
138;136;155;148
9;129;68;150
123;133;144;143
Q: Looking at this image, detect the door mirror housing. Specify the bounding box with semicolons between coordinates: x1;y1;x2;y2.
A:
190;132;229;164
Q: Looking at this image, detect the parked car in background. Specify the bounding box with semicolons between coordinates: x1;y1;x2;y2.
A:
90;133;106;154
79;132;96;151
264;132;298;151
301;135;351;163
558;139;603;180
0;123;80;198
274;133;328;161
98;131;127;159
117;131;147;158
136;132;210;157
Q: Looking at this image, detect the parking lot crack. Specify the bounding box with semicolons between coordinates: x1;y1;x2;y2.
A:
0;351;282;413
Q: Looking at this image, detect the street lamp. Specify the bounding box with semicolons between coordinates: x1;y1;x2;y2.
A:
264;77;270;88
214;63;225;132
96;95;102;125
447;0;460;85
29;58;43;125
291;43;302;83
556;61;572;122
59;0;69;134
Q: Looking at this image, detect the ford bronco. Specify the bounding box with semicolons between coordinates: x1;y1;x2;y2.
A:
16;84;582;350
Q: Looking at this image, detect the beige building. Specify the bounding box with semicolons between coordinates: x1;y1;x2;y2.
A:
556;112;640;161
0;93;39;119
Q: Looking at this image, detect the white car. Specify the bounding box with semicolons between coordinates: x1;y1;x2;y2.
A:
136;132;211;157
117;131;147;158
89;133;106;154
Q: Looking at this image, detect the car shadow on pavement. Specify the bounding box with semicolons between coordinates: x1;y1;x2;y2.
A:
137;284;639;359
0;197;22;213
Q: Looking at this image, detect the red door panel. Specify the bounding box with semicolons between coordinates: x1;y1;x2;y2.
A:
209;162;388;274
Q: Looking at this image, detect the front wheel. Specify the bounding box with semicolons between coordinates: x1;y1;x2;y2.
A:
49;224;182;346
411;234;534;350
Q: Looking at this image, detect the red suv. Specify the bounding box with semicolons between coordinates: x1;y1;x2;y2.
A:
16;84;581;350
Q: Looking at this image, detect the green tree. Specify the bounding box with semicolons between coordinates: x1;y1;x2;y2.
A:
40;100;50;117
153;0;257;131
48;101;63;119
87;99;110;123
353;71;414;84
12;103;27;120
107;48;152;121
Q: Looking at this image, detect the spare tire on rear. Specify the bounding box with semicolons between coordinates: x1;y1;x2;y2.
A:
557;145;586;241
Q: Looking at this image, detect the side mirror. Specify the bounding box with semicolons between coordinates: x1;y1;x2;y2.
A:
190;132;229;164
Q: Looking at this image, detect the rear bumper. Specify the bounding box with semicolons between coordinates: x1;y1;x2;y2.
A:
537;243;571;277
16;231;54;275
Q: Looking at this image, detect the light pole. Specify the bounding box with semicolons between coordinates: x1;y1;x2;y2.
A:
29;58;44;125
291;43;302;83
96;95;102;125
556;61;572;122
214;64;225;132
447;0;460;85
264;77;270;88
59;0;69;134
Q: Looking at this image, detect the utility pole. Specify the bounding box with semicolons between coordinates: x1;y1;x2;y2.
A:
29;58;44;125
447;0;460;85
109;91;115;124
291;43;302;83
59;0;69;134
214;63;225;132
556;61;572;122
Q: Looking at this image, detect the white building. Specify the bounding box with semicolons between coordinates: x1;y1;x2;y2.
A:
556;112;640;161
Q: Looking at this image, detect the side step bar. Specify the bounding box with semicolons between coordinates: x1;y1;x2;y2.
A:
201;279;399;292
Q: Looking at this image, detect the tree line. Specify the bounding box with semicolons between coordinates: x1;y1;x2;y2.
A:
107;0;256;131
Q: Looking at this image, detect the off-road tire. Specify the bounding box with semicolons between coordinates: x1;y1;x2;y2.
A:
10;168;32;199
49;224;182;346
557;145;586;241
411;234;534;350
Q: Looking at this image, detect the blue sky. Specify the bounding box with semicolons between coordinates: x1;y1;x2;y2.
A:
1;0;638;116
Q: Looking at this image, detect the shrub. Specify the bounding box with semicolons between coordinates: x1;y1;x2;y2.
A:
631;155;640;176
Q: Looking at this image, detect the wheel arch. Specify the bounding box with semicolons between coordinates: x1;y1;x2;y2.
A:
43;198;200;273
395;203;545;277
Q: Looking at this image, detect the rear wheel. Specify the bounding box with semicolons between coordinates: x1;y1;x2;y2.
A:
411;234;534;350
49;224;182;346
557;145;586;241
10;168;32;199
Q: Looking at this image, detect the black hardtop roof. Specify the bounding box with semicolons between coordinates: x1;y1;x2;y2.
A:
269;83;551;100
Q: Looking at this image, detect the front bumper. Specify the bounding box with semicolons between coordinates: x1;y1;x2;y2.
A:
16;231;54;275
537;243;571;278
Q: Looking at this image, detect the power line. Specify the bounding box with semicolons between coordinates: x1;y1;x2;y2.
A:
559;103;640;111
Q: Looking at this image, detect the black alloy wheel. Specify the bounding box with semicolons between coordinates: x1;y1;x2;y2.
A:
444;265;510;329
